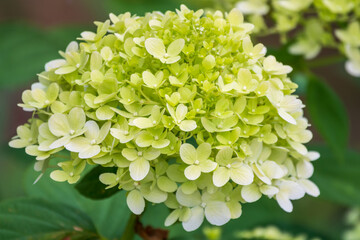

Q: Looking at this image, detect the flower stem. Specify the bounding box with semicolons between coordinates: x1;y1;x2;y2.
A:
120;213;138;240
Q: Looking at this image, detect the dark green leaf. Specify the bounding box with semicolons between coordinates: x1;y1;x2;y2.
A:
311;145;360;207
307;76;349;161
0;198;98;240
0;24;83;88
24;167;131;240
76;166;120;200
0;24;57;88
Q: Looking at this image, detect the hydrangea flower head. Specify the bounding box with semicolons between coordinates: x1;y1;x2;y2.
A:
9;5;319;231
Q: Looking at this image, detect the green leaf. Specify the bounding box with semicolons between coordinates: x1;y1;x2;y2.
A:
310;145;360;207
24;167;131;240
307;76;349;161
76;166;120;200
0;198;98;240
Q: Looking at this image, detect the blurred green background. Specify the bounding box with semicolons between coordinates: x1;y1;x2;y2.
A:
0;0;360;239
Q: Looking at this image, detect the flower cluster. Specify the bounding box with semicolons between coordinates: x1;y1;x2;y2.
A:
9;5;319;231
230;0;360;77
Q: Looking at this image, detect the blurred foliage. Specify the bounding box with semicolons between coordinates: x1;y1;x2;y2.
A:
307;76;349;161
0;198;98;240
0;24;84;89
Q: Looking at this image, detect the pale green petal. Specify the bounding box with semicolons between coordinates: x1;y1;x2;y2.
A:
230;164;254;185
122;148;138;161
260;185;279;196
68;107;86;131
252;163;271;185
48;113;70;136
145;38;166;58
129;159;150;181
184;165;201;180
97;121;111;143
182;206;204;232
96;105;114;120
50;170;68;182
180;181;197;194
176;189;201;207
167;39;185;57
152;139;170;149
99;173;118;185
132;117;155;129
142;70;162;88
228;9;244;26
164;56;181;64
9;139;29;148
176;104;188;121
213;167;230;187
31;89;46;104
144;148;160;160
296;160;314;179
142;185;168;203
298;179;320;197
199;160;217;173
45;59;66;71
49;136;71;149
204;201;231;226
276;192;293;212
227;200;242;219
84;121;100;140
55;66;77;75
179;120;197;132
127;189;145;215
79;145;100;159
100;46;114;61
65;137;90;152
288;140;308;155
165;209;180;227
196;143;212;162
278;109;296;125
262;161;284;179
216;147;233;165
180;143;196;164
241;183;261;202
158;176;178;192
136;131;153;147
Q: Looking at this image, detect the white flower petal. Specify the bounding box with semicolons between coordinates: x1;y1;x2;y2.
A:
230;164;254;185
261;161;284;179
298;179;320;197
127;190;145;215
184;165;201;180
241;183;261;202
84;121;100;140
278;108;296;125
204;201;231;226
213;167;230;187
182;206;204;232
176;189;201;208
276;192;293;212
129;159;150;181
79;145;100;159
296;160;314;178
260;185;279;196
